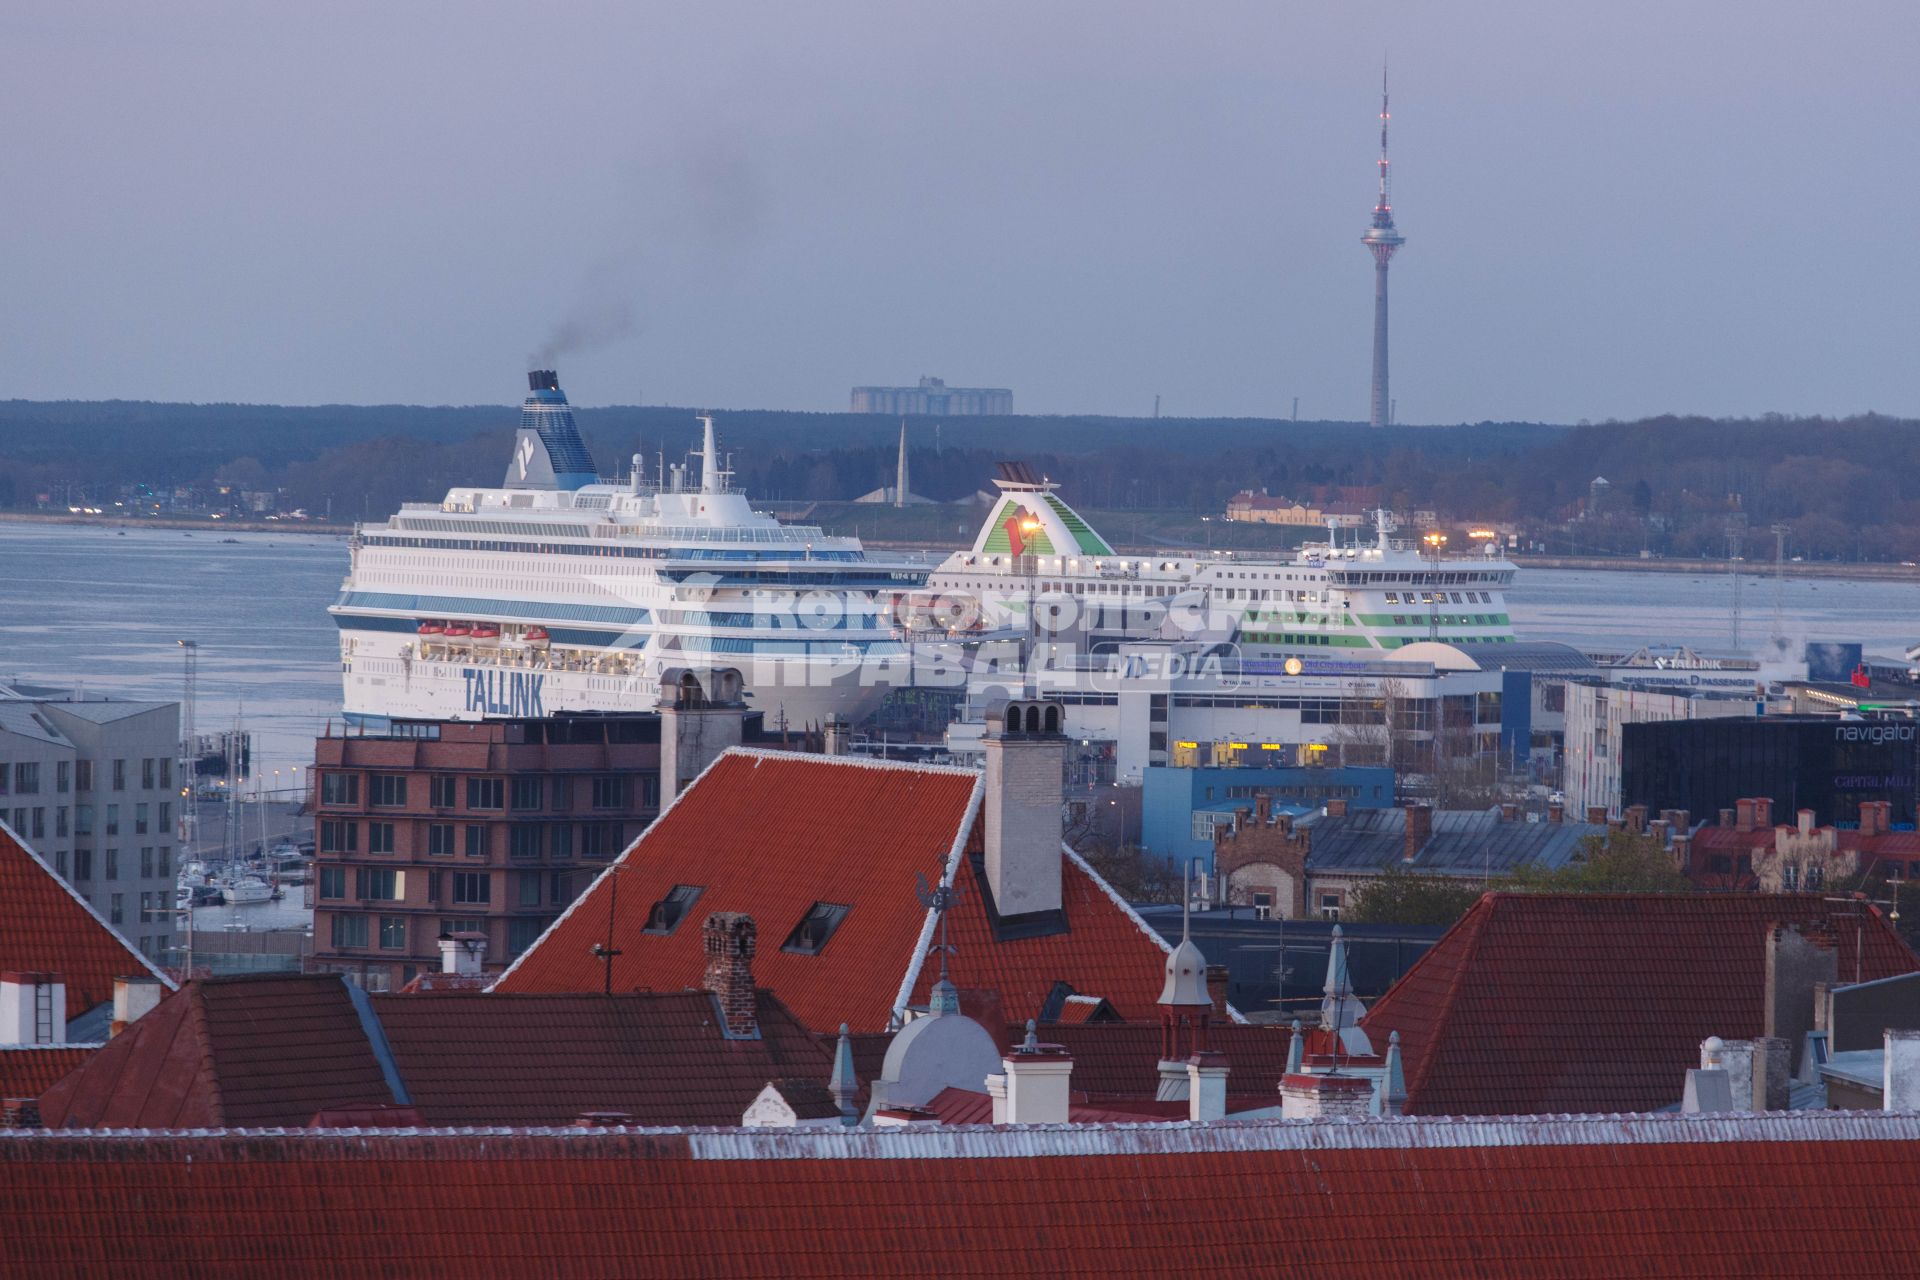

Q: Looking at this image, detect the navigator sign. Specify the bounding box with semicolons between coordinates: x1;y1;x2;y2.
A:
464;668;545;717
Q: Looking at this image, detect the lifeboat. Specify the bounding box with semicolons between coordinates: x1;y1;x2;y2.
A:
524;626;550;643
417;620;446;635
470;623;502;640
444;622;473;638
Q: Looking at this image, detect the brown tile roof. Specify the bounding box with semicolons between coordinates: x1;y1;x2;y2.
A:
1362;892;1920;1116
6;1114;1920;1276
0;1047;95;1102
0;824;171;1016
495;750;1179;1031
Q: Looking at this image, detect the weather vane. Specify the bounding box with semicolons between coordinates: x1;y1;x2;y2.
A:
915;872;957;984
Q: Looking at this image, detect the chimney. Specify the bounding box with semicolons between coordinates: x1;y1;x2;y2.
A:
1585;805;1608;826
1205;964;1230;1018
1735;799;1757;832
1765;922;1839;1074
1861;801;1881;837
110;975;164;1037
1279;1072;1373;1120
822;714;850;757
1681;1068;1733;1113
1649;819;1671;846
1754;797;1773;829
1751;1036;1791;1111
1186;1051;1230;1122
0;973;65;1046
1547;801;1564;824
982;699;1067;917
1402;805;1432;864
1255;793;1272;825
994;1021;1073;1124
437;932;488;976
1719;807;1736;829
701;913;758;1038
0;1099;42;1129
1624;804;1647;834
1884;1030;1920;1111
659;668;746;797
1700;1036;1755;1111
1672;832;1691;866
1499;802;1519;823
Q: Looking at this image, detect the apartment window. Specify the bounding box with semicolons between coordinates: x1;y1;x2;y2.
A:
319;819;358;853
105;849;119;879
55;761;70;794
13;763;39;795
1782;864;1800;891
507;916;552;957
549;871;573;905
159;758;171;790
159;848;172;878
135;803;150;835
453;872;491;904
517;872;541;906
369;774;408;807
511;777;543;811
105;804;120;836
1252;891;1273;921
548;824;573;859
140;847;154;878
74;849;92;880
1319;892;1343;921
640;773;661;809
142;758;155;790
321;773;360;806
75;760;93;791
367;822;396;855
357;868;400;901
441;917;485;937
508;825;542;860
643;885;704;935
782;902;851;955
319;867;347;899
428;823;456;856
590;776;631;810
55;850;67;878
0;769;9;798
55;807;68;838
466;778;503;810
464;825;487;858
580;822;623;859
109;893;123;925
112;759;126;791
138;891;154;923
331;914;369;949
379;916;407;950
430;775;457;808
550;777;572;812
30;808;44;839
159;801;171;831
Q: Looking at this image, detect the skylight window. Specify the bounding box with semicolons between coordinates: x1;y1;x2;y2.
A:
642;885;704;935
781;903;851;955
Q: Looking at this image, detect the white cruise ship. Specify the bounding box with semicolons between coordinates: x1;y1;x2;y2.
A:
914;463;1519;655
333;372;928;731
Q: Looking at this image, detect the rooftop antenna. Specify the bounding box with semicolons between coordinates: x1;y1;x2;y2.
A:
590;865;623;996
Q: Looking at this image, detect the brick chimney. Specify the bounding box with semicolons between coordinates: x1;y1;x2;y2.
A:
1624;804;1647;835
0;973;65;1046
983;699;1067;917
1719;807;1736;829
1325;798;1349;818
1279;1072;1372;1120
1499;802;1519;823
1403;805;1433;864
1254;793;1272;825
701;913;758;1037
1754;797;1773;829
110;975;164;1037
1735;799;1757;832
1547;801;1564;824
1585;805;1608;826
1205;964;1230;1018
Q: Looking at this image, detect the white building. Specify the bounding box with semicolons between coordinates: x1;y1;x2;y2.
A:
1561;680;1758;818
0;683;180;959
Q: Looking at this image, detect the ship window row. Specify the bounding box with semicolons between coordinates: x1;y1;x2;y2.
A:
337;591;651;625
364;533;862;564
1384;590;1495;606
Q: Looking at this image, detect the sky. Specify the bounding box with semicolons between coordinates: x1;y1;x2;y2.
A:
3;1;1917;423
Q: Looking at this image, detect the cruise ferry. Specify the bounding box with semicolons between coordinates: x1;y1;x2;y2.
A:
914;463;1519;655
333;372;928;730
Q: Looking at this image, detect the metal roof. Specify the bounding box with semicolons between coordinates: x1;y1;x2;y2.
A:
1447;641;1598;674
1303;808;1608;875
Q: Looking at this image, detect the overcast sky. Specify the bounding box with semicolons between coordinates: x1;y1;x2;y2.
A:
4;1;1916;422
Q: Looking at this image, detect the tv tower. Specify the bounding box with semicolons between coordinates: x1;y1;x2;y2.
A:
1362;66;1405;429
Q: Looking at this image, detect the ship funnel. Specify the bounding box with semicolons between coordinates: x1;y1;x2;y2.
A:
506;370;598;491
529;369;560;392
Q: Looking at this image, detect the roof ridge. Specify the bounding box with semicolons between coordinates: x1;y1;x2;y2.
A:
1368;890;1494;1104
722;745;978;778
0;818;175;992
889;775;987;1023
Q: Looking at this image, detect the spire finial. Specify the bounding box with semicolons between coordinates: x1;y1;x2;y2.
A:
829;1022;860;1125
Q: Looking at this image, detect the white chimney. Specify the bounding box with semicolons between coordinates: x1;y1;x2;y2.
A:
659;667;746;796
1682;1068;1733;1113
982;699;1066;917
1279;1072;1372;1120
1187;1052;1229;1122
438;932;488;976
996;1021;1073;1124
0;972;66;1046
1884;1029;1920;1111
823;714;850;757
1700;1036;1755;1111
111;975;165;1037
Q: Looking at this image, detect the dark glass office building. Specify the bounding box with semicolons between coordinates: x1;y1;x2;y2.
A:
1621;717;1919;827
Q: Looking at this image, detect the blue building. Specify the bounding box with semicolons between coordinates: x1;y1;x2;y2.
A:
1141;765;1396;872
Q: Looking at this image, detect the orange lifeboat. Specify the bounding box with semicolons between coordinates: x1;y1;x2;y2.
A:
417;620;446;635
524;626;550;643
444;622;473;638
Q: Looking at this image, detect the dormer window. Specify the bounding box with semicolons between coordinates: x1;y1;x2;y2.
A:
642;885;704;935
782;902;851;955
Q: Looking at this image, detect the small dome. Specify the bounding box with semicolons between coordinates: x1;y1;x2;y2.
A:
1158;936;1211;1008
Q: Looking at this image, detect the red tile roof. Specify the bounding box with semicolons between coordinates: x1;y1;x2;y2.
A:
1363;892;1920;1116
369;989;833;1127
495;750;1180;1031
41;974;840;1130
0;824;171;1016
39;975;393;1129
1034;1022;1296;1100
0;1047;95;1102
6;1114;1920;1276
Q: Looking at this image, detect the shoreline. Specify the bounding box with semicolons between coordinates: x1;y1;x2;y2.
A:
0;511;350;536
1510;554;1920;582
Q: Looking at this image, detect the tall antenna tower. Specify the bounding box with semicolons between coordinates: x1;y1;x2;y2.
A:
1362;65;1406;429
177;640;198;852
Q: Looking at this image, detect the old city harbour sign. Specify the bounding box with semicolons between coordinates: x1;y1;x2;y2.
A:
464;668;545;717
